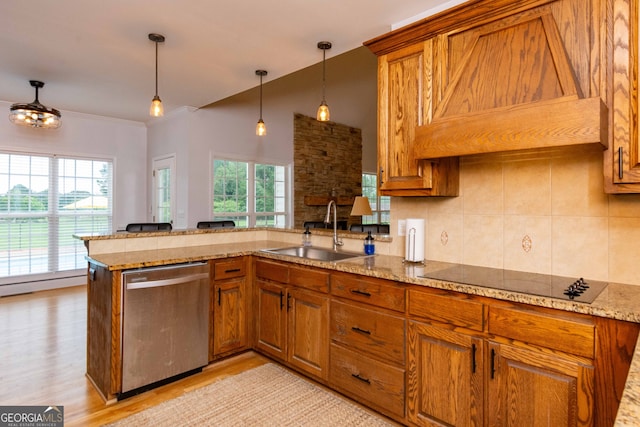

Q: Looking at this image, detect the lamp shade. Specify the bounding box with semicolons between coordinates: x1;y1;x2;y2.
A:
350;196;372;216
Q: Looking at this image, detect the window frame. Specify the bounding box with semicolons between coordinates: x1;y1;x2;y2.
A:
0;151;113;285
362;172;390;225
211;157;290;228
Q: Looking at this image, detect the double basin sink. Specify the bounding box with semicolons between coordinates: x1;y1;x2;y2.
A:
261;246;370;262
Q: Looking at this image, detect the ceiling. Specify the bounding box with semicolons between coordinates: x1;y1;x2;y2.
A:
0;0;462;124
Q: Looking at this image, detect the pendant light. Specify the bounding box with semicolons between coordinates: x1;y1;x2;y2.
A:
149;33;165;117
255;70;267;136
316;41;332;122
9;80;61;129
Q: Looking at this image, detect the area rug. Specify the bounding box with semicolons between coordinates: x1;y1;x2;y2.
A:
104;363;395;426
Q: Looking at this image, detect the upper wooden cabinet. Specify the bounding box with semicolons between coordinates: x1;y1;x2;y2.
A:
366;0;640;193
375;39;460;196
605;0;640;192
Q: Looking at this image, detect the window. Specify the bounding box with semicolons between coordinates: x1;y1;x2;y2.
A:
0;153;113;280
362;173;390;224
212;159;288;227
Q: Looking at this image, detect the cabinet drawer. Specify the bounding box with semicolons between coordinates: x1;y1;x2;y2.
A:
331;272;405;312
213;257;245;280
331;300;405;364
255;259;289;283
489;305;595;358
409;288;485;332
290;265;329;293
330;343;405;418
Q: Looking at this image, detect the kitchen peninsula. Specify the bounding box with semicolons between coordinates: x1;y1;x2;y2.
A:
77;228;640;426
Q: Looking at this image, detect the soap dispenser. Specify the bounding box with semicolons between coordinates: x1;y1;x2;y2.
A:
302;227;312;247
364;231;375;255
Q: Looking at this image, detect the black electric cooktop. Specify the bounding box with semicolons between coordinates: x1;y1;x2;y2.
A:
419;264;608;303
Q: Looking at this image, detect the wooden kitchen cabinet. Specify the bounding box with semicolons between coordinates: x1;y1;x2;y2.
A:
407;320;484;426
210;257;249;359
605;0;640;192
329;272;407;421
486;341;594;426
408;287;599;427
254;259;330;381
372;40;459;197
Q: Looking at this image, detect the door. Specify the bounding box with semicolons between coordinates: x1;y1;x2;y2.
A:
407;320;483;427
255;280;287;360
487;341;594;427
213;276;247;356
287;287;329;380
152;155;175;224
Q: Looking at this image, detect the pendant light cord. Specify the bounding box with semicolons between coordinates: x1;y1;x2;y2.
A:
155;41;159;97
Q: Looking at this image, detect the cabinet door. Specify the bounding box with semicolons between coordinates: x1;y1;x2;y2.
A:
407;321;483;427
606;0;640;192
212;277;247;356
287;287;329;380
487;341;594;427
377;40;459;196
255;279;287;360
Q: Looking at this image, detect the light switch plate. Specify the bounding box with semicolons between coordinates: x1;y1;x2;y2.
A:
398;219;406;236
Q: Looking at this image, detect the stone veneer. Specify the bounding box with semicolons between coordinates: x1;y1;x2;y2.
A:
293;113;362;228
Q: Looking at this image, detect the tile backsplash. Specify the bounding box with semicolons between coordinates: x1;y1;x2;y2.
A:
390;148;640;286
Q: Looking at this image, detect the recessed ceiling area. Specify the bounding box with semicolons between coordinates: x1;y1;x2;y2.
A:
0;0;464;123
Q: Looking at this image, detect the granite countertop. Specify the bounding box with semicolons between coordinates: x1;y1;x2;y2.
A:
85;240;640;425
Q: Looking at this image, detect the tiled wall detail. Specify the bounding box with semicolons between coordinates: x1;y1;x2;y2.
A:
390;149;640;286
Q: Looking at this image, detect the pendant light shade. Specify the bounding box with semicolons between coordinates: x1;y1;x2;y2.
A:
9;80;61;129
255;69;267;136
316;41;332;122
149;33;165;117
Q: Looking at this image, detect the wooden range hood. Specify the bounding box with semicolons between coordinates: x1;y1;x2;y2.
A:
367;0;609;160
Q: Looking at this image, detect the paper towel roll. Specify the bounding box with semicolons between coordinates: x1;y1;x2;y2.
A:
405;218;425;262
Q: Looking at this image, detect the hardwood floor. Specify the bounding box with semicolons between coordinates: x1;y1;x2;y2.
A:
0;285;269;426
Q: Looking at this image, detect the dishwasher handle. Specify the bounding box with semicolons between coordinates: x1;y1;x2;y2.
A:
126;272;209;290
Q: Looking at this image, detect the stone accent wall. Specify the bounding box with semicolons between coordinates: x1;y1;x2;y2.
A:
293;113;362;229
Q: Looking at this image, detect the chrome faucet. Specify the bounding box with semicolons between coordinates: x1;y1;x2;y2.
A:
324;200;343;251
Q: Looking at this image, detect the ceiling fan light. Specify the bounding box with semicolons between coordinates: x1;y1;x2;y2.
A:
9;80;61;129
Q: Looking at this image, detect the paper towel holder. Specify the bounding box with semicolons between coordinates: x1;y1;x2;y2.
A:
403;225;425;264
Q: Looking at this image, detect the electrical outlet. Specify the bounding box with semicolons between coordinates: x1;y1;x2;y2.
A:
398;219;406;236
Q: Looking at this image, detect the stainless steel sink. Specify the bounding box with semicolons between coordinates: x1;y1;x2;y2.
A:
261;246;368;262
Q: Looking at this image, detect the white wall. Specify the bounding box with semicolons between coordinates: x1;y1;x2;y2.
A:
147;46;379;229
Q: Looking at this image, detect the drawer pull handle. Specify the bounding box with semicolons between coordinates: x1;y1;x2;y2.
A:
350;289;371;297
351;326;371;335
471;343;476;373
224;268;241;274
490;348;496;379
351;373;371;384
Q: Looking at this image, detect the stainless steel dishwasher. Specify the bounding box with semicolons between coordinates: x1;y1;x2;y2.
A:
120;262;209;395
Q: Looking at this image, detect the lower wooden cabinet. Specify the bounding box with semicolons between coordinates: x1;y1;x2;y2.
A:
330;343;405;418
486;341;594;426
407;320;484;426
255;259;330;381
210;257;249;359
